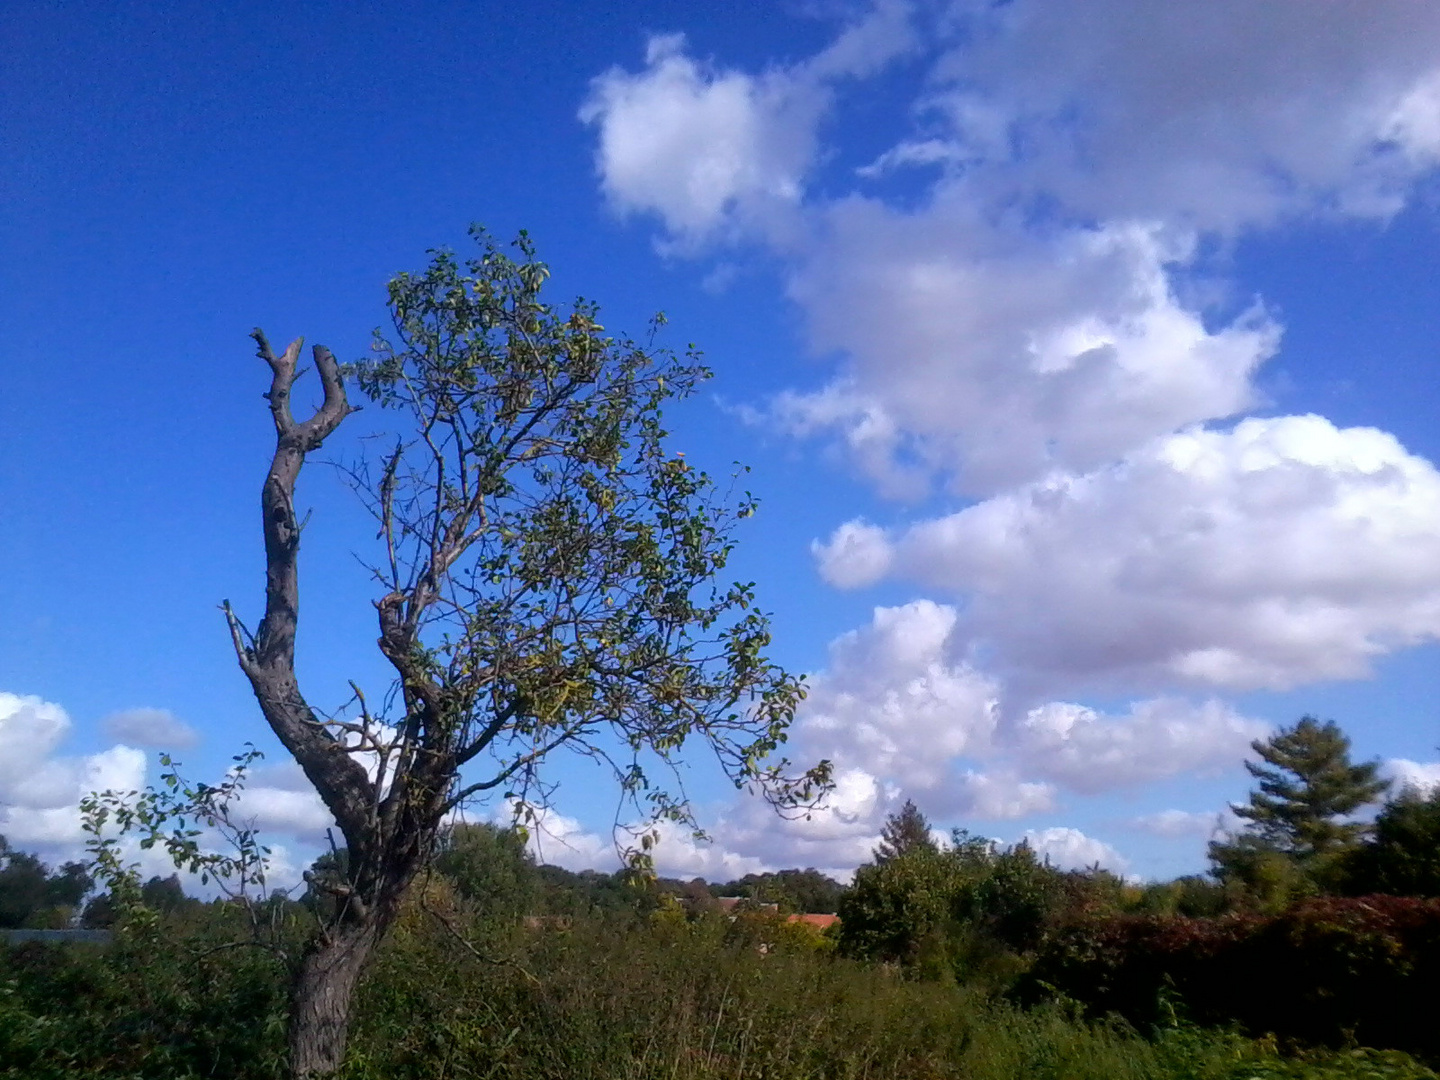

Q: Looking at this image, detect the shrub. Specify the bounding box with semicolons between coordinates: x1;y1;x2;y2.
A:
1024;896;1440;1061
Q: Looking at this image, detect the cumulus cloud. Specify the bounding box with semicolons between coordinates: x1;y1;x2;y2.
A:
0;692;347;889
498;801;618;872
573;3;1440;879
952;770;1056;820
1385;758;1440;794
812;519;892;588
1020;826;1128;873
101;707;199;750
1016;699;1267;793
580;4;915;248
0;692;148;853
580;35;823;247
714;766;891;877
780;212;1278;495
929;1;1440;229
1127;808;1233;840
793;600;999;789
234;761;333;839
643;818;770;881
822;416;1440;694
771;0;1440;492
587;5;1440;495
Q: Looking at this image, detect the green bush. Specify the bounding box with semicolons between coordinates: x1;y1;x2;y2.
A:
1024;896;1440;1061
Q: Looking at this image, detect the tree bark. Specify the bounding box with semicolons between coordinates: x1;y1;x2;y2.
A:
287;919;380;1078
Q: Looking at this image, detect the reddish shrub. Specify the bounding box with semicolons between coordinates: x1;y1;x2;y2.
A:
1021;896;1440;1060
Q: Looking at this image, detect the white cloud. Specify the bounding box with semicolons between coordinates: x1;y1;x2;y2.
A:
794;600;999;789
1020;826;1127;873
953;770;1056;820
587;6;1440;498
0;692;148;853
1128;808;1233;840
812;518;892;588
781;213;1278;495
101;707;199;750
1016;699;1267;793
930;1;1440;229
235;783;333;839
501;802;618;872
580;5;915;249
643;818;769;882
713;766;891;876
828;416;1440;694
580;34;823;247
1385;758;1440;795
0;692;348;890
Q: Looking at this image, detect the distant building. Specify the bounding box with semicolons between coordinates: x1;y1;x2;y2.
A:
786;913;839;931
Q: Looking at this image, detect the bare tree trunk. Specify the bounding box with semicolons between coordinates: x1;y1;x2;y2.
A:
287;920;378;1078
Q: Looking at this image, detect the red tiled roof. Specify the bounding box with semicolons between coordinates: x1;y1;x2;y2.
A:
786;913;840;929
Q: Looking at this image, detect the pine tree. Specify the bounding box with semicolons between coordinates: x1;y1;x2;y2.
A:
873;799;938;863
1228;716;1390;861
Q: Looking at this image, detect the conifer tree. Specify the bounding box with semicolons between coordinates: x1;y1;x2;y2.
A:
873;799;938;863
1225;716;1389;861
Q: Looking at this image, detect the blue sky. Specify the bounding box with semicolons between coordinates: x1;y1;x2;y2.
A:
3;0;1439;885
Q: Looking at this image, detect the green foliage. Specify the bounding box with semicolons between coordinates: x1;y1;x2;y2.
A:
1208;833;1319;913
711;868;845;913
1340;785;1440;898
79;746;272;916
1024;896;1440;1062
4;900;1434;1080
873;799;938;863
1226;717;1389;860
837;845;966;969
836;830;1097;985
0;837;92;929
1210;717;1390;909
433;823;539;923
532;865;647;918
346;227;829;838
0;902;299;1078
139;875;193;915
1128;876;1230;919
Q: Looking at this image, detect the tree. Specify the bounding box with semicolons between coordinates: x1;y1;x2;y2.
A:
1226;716;1389;861
433;822;538;922
1340;784;1440;897
0;837;93;928
873;799;937;863
714;868;845;914
221;230;828;1076
139;873;190;914
837;846;962;969
1210;717;1389;904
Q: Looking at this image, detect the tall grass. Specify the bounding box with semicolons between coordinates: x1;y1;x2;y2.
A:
342;905;1438;1080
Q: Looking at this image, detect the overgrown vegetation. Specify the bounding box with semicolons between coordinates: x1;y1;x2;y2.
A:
8;769;1440;1079
5;877;1437;1080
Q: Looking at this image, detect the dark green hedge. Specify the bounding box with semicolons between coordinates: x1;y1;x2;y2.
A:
1022;896;1440;1059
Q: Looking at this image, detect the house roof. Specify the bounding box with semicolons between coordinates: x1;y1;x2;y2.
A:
786;913;840;929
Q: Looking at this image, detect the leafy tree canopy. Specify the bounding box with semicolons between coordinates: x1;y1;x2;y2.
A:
0;836;93;929
1340;784;1440;898
433;822;538;920
712;868;845;914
